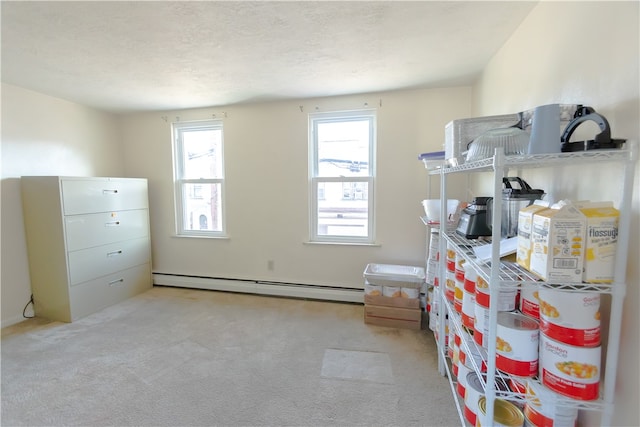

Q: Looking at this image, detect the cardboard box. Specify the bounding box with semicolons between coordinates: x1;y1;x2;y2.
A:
530;202;586;283
578;202;619;283
517;200;550;272
364;294;420;309
364;304;422;330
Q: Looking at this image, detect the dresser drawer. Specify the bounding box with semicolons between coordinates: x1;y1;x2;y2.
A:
68;263;151;321
65;209;149;252
61;178;148;215
68;237;151;285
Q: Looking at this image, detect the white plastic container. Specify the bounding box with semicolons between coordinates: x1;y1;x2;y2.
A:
363;263;425;288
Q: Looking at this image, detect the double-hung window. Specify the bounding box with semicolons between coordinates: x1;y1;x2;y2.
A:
309;110;376;243
172;120;226;237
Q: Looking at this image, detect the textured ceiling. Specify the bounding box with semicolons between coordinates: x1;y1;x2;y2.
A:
1;1;537;113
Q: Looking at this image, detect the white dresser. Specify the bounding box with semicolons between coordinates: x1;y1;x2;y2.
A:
21;176;152;322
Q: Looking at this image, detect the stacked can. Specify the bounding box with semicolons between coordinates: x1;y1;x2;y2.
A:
520;286;541;320
523;379;578;427
495;312;539;378
538;287;601;401
461;263;477;329
473;275;518;348
426;229;440;288
453;252;465;313
445;242;456;302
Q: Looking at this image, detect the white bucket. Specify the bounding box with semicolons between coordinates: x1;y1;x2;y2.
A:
520;286;540;320
539;333;601;401
524;379;578;427
495;312;539;377
538;287;600;347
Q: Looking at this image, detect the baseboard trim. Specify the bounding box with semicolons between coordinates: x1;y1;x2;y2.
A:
152;273;364;303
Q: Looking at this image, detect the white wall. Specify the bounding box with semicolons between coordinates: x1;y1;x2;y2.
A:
120;87;472;289
472;2;639;425
1;83;124;327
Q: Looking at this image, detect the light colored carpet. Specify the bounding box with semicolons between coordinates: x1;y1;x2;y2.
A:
1;286;460;426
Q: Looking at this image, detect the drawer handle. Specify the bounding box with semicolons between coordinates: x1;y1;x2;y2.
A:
105;221;121;227
108;278;124;286
107;250;123;257
103;189;119;194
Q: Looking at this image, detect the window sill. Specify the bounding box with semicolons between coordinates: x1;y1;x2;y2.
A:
172;234;230;240
304;241;381;247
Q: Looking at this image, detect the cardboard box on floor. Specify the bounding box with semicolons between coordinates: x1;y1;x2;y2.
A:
364;305;422;330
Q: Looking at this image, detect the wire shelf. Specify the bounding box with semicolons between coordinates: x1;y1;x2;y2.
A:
427;147;633;175
440;231;618;293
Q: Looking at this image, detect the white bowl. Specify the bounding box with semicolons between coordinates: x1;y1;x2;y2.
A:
466;127;530;162
422;199;460;223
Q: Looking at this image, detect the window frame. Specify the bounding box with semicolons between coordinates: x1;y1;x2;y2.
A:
172;119;227;238
309;109;376;244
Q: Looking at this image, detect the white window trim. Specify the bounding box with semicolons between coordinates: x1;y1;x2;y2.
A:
309;109;376;244
172;120;227;238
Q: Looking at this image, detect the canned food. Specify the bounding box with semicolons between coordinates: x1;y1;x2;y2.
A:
461;289;476;329
464;372;485;426
524;379;578;427
459;339;487;373
445;270;456;302
520;286;540;320
539;333;601;401
452;342;460;377
454;277;464;313
364;281;382;296
464;263;478;293
474;303;489;348
477;397;525;427
457;360;474;398
538;287;600;347
400;287;419;298
509;376;527;394
447;242;456;272
475;277;518;311
496;312;539;377
382;285;402;297
455;252;466;282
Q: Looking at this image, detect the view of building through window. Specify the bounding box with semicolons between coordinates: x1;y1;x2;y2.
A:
174;122;225;235
313;115;374;239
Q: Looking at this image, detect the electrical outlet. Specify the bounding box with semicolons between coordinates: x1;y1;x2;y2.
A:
267;260;275;271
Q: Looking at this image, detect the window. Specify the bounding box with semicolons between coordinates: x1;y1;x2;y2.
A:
172;120;226;237
309;110;376;243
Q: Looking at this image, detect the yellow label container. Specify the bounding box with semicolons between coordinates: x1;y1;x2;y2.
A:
578;202;619;283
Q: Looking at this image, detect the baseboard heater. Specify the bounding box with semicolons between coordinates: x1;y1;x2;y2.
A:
153;273;364;304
